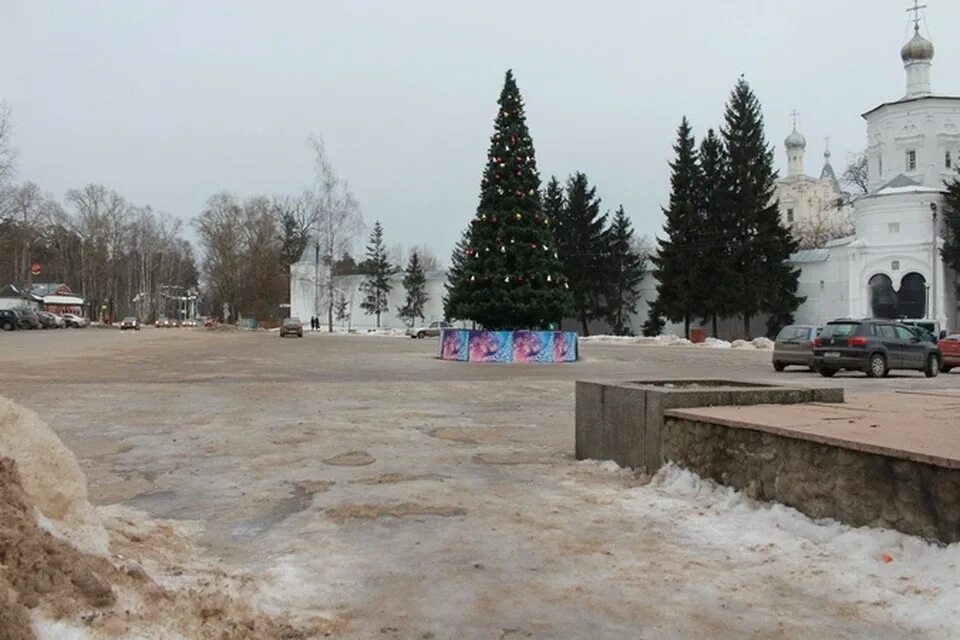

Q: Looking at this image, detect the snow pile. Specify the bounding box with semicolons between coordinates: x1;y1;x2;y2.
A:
0;397;108;556
629;464;960;634
701;337;731;349
752;337;775;350
580;334;772;350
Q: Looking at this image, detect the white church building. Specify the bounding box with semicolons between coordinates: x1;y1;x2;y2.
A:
789;18;958;333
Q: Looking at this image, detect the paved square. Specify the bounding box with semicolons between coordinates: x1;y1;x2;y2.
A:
3;329;959;638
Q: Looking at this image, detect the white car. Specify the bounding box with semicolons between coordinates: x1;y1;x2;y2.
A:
60;313;89;328
406;321;452;339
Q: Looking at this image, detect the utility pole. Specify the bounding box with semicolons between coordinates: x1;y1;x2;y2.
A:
931;201;939;323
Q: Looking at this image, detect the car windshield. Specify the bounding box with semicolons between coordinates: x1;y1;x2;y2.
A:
124;317;136;322
284;318;300;324
776;326;810;341
821;322;859;338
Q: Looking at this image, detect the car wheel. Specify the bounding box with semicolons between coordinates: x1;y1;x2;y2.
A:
819;367;837;378
417;331;425;339
1;322;12;331
924;354;940;378
865;353;887;378
773;361;785;372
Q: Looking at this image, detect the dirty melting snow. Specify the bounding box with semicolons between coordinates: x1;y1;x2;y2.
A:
618;463;960;635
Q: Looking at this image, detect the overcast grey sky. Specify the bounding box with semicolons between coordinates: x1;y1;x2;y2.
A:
2;1;959;262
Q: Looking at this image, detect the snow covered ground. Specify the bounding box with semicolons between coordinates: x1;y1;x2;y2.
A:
4;329;959;638
579;334;775;350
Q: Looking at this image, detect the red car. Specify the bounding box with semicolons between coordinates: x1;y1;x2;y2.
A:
938;334;960;373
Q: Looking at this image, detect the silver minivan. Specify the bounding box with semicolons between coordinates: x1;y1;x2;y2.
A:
772;325;821;371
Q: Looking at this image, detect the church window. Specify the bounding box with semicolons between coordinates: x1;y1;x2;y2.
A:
878;155;883;177
906;149;917;172
946;151;953;169
888;222;900;234
786;208;794;223
891;260;900;271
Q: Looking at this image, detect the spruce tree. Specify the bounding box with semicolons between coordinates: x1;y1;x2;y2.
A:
443;229;470;322
720;77;802;337
642;302;666;337
446;70;571;329
359;221;396;327
942;175;960;298
603;206;646;336
650;117;701;338
397;250;428;326
555;172;608;335
697;128;733;337
542;176;565;226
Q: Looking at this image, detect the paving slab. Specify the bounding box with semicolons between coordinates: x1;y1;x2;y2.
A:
665;390;960;469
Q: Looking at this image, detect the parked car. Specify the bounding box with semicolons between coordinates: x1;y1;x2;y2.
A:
0;309;18;331
938;334;960;373
772;324;820;371
279;317;303;338
182;319;198;327
37;311;63;329
813;318;942;378
406;321;452;339
61;313;89;328
12;308;41;330
120;316;141;331
156;317;172;328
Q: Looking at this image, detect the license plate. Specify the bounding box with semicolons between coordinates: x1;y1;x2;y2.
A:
825;351;841;358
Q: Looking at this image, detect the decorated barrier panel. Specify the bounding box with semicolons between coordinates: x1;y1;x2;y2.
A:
439;329;578;363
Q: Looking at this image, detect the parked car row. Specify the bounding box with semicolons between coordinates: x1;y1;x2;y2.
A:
0;308;89;331
773;319;958;378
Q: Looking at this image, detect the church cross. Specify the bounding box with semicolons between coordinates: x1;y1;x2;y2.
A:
824;136;831;157
907;0;927;31
790;110;800;130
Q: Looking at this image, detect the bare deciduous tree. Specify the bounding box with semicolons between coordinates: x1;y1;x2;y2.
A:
0;102;18;189
842;153;869;195
407;244;441;271
195;192;244;322
307;136;364;331
792;203;854;250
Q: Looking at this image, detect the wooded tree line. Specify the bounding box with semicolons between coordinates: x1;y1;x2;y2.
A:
646;78;803;339
0;181;199;322
0;104;198;322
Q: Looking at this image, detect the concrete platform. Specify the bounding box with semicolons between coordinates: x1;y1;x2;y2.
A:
665;389;960;470
662;390;960;542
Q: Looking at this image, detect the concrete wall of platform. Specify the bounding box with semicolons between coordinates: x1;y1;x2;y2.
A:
574;380;843;472
661;417;960;543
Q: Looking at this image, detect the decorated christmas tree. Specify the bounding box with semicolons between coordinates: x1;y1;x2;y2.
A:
449;70;572;330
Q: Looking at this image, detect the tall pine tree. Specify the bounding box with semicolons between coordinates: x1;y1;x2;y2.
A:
443;229;469;322
445;70;571;329
650;117;702;338
555;172;608;335
359;221;397;327
542;176;565;227
603;205;646;336
697;128;733;337
942;175;960;300
397;250;428;325
720;78;802;337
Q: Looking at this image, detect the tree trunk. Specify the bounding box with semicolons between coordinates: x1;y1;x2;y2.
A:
579;310;590;337
684;315;690;340
743;313;751;339
712;314;718;338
